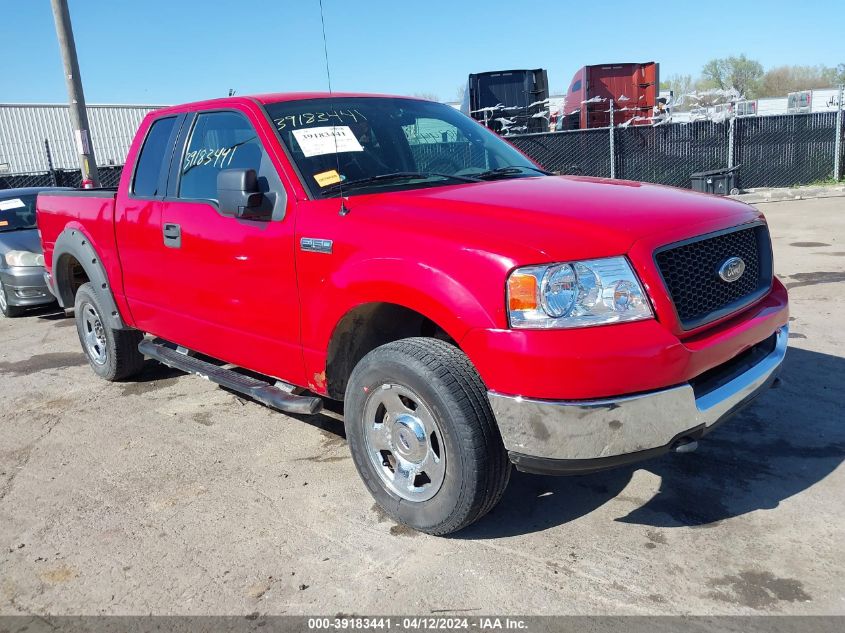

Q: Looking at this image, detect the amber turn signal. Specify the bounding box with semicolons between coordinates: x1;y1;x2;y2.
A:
508;273;538;311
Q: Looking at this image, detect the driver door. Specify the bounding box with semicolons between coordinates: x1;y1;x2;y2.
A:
143;109;305;384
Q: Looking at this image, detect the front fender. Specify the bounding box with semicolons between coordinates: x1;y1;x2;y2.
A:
298;254;502;395
307;256;498;352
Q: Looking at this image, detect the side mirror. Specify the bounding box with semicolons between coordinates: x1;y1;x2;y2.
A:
217;168;267;219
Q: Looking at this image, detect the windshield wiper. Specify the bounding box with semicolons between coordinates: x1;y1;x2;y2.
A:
474;165;553;180
322;171;479;195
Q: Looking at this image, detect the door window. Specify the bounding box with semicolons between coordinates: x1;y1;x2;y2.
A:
132;116;177;197
179;111;268;202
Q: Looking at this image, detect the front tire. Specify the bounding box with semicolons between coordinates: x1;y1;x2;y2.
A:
345;338;510;535
74;282;144;381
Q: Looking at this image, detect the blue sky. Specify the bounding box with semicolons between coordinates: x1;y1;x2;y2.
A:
2;0;842;105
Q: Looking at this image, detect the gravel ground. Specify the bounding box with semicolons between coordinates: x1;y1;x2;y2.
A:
1;197;843;616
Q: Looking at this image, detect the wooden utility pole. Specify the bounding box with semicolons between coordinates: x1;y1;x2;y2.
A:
50;0;99;187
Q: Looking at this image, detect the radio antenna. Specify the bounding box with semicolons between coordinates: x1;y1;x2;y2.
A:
318;0;350;216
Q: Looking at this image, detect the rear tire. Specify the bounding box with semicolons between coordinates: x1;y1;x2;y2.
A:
345;337;510;535
0;280;25;318
74;282;144;381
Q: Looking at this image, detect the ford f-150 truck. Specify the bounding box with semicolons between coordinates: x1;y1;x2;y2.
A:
37;93;789;535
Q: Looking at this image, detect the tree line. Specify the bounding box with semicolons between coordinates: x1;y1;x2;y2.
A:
661;56;845;102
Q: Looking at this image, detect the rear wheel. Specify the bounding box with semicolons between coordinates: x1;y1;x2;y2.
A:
0;280;25;318
345;338;510;535
74;282;144;381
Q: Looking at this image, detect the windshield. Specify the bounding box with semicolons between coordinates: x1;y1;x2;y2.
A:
0;194;37;232
264;97;545;198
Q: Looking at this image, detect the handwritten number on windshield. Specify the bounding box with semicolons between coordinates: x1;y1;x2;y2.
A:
274;109;368;132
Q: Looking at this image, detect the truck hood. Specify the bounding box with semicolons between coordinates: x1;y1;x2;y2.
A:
358;175;761;261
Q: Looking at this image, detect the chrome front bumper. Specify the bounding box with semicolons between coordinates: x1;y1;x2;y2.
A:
488;325;788;474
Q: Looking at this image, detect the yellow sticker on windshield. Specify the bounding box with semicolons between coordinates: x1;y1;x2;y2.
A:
314;169;342;187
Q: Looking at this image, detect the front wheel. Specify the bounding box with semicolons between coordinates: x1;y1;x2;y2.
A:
345;338;510;535
74;282;144;381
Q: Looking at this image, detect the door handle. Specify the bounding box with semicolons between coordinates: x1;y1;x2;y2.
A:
163;223;181;248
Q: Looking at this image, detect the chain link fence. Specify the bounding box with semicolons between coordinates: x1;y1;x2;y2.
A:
0;165;123;190
508;108;844;190
734;112;841;187
618;122;729;187
503;128;613;179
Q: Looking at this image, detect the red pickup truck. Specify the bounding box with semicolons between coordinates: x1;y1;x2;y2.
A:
37;93;788;535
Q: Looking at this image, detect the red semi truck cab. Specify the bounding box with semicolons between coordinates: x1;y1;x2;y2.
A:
36;93;788;535
560;62;660;129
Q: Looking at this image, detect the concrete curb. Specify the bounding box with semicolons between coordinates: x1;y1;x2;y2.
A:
731;184;845;204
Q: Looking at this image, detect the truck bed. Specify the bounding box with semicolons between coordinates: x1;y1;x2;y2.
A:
36;188;120;296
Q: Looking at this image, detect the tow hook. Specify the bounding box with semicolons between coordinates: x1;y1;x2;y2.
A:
672;437;699;453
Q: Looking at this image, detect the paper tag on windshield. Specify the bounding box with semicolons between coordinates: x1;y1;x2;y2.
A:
292;126;363;157
314;169;342;187
0;198;25;211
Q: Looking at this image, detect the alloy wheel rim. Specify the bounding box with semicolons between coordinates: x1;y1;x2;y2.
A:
362;383;446;502
0;281;7;311
81;303;108;365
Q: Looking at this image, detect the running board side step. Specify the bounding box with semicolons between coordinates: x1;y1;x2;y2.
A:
138;339;322;415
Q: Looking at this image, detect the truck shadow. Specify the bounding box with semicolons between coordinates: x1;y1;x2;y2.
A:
459;346;845;539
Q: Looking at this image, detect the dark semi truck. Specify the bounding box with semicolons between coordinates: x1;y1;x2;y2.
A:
461;69;550;135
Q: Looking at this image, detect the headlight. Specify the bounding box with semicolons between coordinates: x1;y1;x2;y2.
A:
507;256;652;329
4;250;45;267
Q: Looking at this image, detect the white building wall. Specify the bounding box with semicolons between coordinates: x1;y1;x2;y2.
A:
0;103;165;174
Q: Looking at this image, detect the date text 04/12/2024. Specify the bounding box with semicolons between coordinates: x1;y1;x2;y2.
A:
306;616;529;630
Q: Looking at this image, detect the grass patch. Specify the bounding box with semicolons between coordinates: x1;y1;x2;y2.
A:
791;177;843;188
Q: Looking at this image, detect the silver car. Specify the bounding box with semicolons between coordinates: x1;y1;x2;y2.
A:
0;187;68;317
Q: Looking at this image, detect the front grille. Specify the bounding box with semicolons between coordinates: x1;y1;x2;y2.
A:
655;224;772;329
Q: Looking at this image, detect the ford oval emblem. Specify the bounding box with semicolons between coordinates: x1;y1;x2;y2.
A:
718;256;746;283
